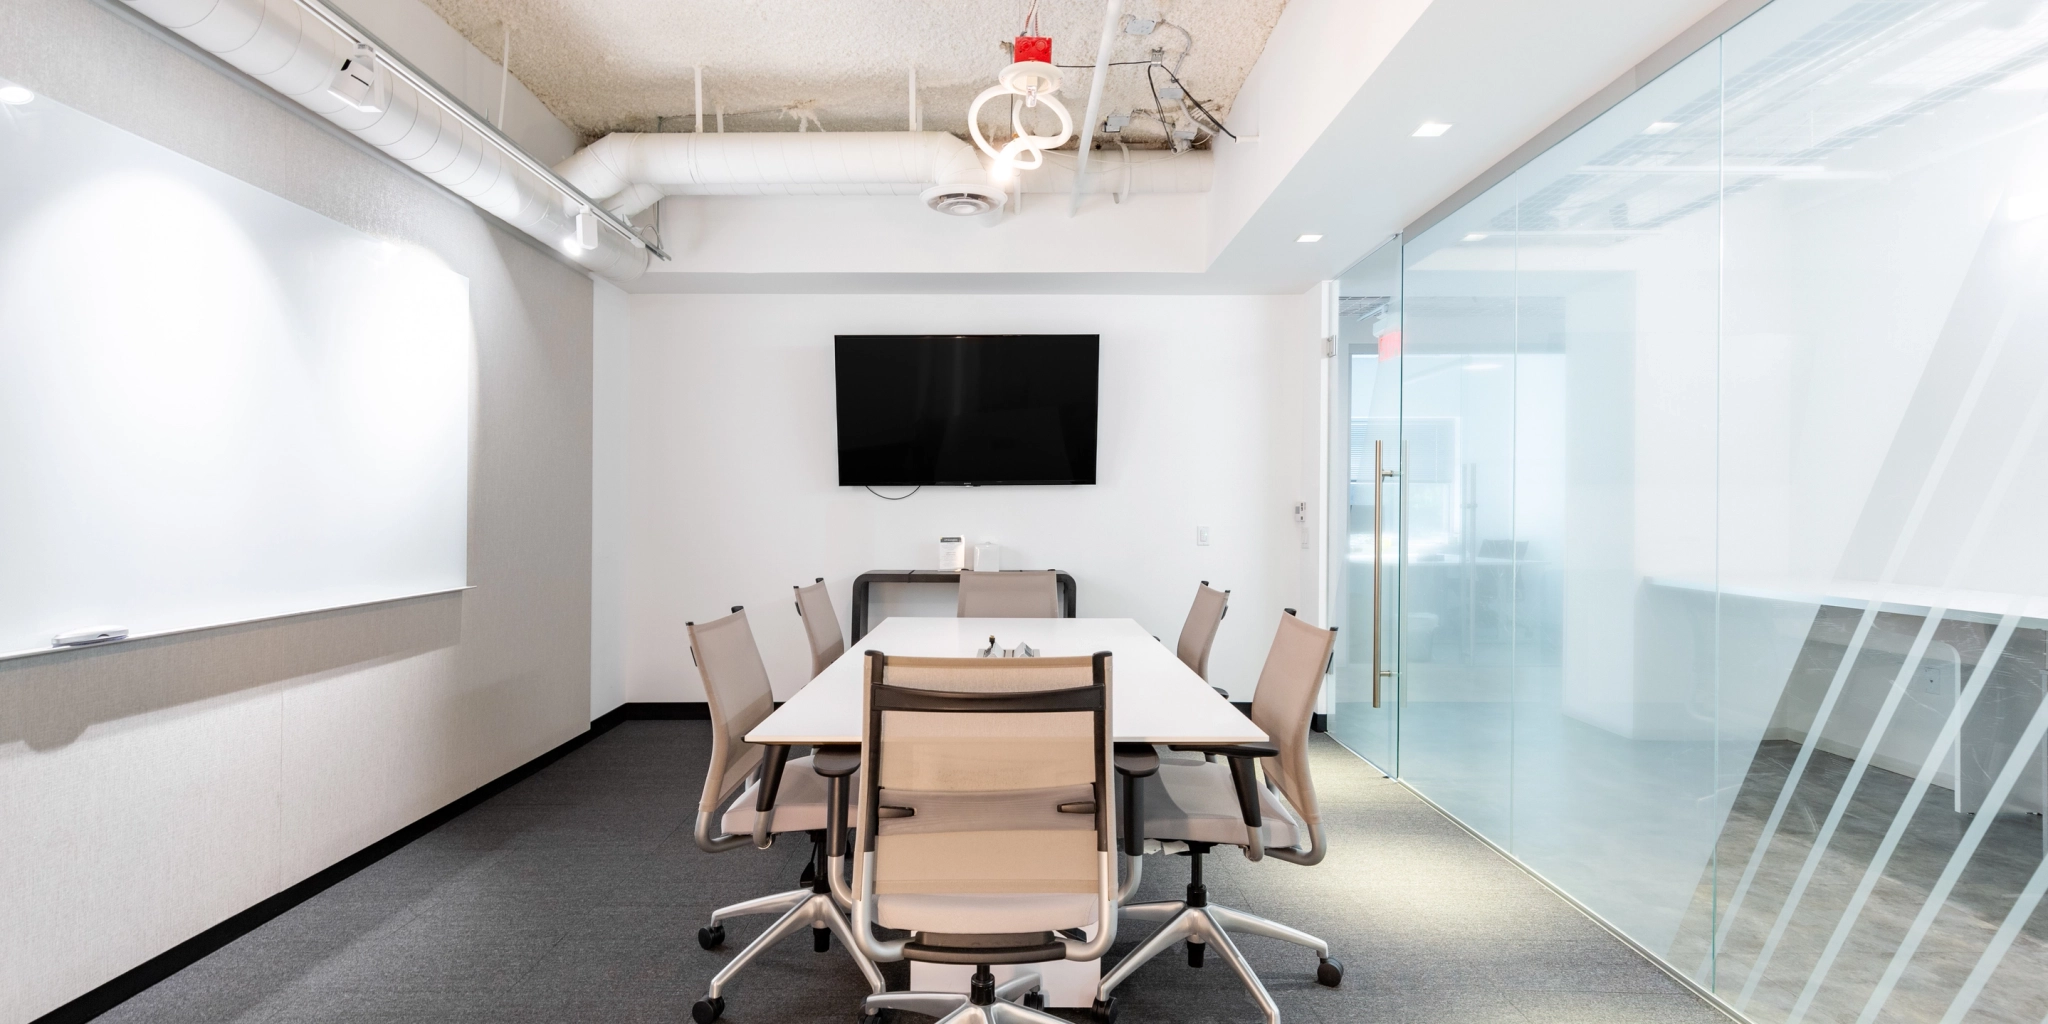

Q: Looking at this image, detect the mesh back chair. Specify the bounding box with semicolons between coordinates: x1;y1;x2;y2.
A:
956;570;1060;618
850;652;1120;1024
1177;581;1231;694
794;577;845;677
1093;610;1342;1024
1175;582;1231;680
686;608;882;1024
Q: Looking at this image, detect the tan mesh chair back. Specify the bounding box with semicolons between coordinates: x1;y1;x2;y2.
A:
956;570;1060;618
1246;611;1338;839
851;651;1117;965
687;609;777;852
1174;583;1230;679
794;578;844;677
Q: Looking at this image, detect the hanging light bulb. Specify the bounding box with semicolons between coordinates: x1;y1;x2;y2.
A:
966;58;1072;183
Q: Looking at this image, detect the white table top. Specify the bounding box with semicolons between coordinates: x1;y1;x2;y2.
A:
747;617;1268;746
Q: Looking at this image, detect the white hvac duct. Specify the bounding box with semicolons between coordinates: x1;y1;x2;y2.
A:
558;131;1005;217
1018;149;1214;195
556;131;1213;217
121;0;650;282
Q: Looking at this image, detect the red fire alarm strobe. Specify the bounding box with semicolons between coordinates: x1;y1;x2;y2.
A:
1014;35;1052;64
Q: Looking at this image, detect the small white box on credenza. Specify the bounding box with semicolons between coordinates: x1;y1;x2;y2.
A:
972;541;1002;571
937;536;967;571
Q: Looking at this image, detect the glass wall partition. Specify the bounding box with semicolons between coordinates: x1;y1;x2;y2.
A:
1328;237;1404;772
1395;176;1521;844
1327;0;2048;1018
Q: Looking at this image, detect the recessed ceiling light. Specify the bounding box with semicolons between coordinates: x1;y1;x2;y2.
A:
1644;121;1679;134
1296;234;1323;243
1463;233;1488;242
1413;122;1451;137
0;85;33;105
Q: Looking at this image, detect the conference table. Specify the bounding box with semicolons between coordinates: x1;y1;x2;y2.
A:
747;616;1267;1005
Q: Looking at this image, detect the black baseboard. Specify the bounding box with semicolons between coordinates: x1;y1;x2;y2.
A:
30;700;705;1024
599;701;710;724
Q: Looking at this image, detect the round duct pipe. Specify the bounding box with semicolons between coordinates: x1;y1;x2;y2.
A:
122;0;650;282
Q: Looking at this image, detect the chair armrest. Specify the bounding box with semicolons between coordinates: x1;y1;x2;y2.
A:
1111;743;1158;857
751;744;793;850
812;744;861;777
1165;743;1278;759
754;745;793;813
1113;742;1159;778
815;745;860;864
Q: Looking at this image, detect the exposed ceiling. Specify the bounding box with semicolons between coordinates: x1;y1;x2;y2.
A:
418;0;1288;146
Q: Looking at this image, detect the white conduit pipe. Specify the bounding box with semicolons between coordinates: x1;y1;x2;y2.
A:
557;131;994;216
123;0;650;282
1070;0;1125;216
559;133;1210;216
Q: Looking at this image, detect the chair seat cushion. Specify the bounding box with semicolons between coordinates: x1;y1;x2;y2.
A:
878;893;1098;934
1140;761;1305;849
719;755;843;835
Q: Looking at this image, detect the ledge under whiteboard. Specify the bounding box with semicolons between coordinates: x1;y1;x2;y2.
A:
0;86;472;657
0;586;477;664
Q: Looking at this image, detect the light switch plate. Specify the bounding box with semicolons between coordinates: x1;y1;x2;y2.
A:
1196;526;1211;546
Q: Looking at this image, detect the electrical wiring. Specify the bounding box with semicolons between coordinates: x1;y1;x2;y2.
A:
865;485;922;500
1147;63;1236;141
1155;18;1195;72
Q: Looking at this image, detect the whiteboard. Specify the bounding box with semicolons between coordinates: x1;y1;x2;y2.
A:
0;87;471;658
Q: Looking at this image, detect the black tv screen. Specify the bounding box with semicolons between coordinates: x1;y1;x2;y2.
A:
835;335;1099;486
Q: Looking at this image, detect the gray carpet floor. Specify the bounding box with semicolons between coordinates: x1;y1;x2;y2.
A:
94;721;1728;1024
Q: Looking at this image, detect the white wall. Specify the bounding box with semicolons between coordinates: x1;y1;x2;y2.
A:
591;278;631;719
0;2;594;1020
620;292;1323;702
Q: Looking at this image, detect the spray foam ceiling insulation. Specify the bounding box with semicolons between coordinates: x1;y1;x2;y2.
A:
419;0;1289;148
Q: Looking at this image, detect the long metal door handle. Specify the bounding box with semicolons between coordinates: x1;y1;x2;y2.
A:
1371;440;1383;709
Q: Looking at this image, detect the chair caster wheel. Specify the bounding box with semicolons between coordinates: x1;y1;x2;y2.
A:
1090;996;1119;1024
857;1010;883;1024
1023;990;1046;1011
1317;956;1344;987
814;927;831;952
697;925;725;950
1188;940;1205;967
692;996;725;1023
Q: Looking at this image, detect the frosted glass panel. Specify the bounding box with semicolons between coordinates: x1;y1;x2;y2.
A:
1374;0;2048;1019
1491;42;1726;971
1712;1;2048;1020
1329;237;1403;772
1398;175;1520;843
0;83;471;657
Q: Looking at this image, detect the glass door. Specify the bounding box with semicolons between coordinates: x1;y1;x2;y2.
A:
1327;237;1403;773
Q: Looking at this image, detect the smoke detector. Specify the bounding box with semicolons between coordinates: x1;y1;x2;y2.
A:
921;183;1007;216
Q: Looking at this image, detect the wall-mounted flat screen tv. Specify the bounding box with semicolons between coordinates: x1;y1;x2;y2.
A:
835;334;1099;486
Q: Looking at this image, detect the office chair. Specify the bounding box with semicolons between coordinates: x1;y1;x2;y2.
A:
848;650;1121;1024
1177;581;1231;696
794;577;845;677
956;569;1061;618
1094;610;1343;1024
685;608;882;1024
